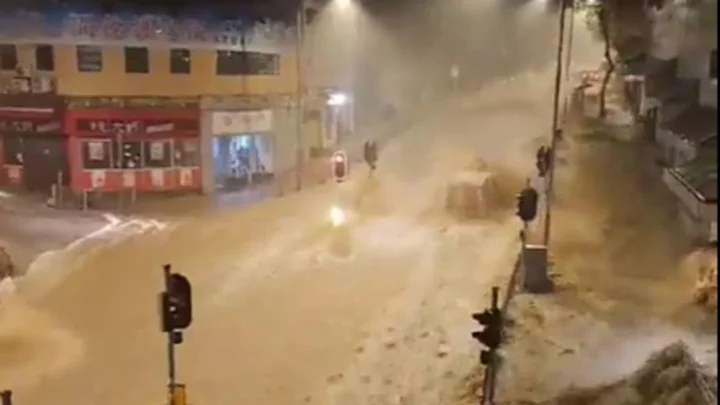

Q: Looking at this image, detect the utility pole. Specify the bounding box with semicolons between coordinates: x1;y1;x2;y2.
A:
295;3;306;191
543;0;570;246
564;0;576;82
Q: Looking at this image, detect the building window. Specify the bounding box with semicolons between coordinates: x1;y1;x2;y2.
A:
82;139;112;169
143;140;172;168
77;46;103;72
112;141;143;169
2;135;23;165
170;48;191;74
246;52;280;75
174;139;200;166
710;49;717;80
216;51;280;76
0;45;18;71
125;47;149;73
35;45;54;71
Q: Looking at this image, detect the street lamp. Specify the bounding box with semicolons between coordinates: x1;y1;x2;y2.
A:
335;0;353;10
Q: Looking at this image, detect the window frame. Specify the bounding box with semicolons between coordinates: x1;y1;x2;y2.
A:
124;46;150;74
76;45;103;73
2;134;23;165
170;48;191;74
112;140;144;169
215;50;280;76
143;139;173;168
35;44;55;71
0;44;18;71
81;139;113;169
173;139;201;167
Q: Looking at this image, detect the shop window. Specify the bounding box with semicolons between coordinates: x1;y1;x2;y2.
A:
246;52;280;75
2;135;23;165
174;139;200;167
82;139;112;169
77;45;103;72
216;51;280;76
112;140;143;169
125;47;149;74
0;44;18;71
35;45;55;71
170;48;191;74
143;140;172;168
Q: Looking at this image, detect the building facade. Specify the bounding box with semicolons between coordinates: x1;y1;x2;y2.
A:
646;0;717;243
0;9;340;197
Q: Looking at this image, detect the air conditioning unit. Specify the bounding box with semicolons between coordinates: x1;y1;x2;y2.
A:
31;76;57;94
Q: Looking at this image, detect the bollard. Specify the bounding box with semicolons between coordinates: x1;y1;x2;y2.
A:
57;171;64;207
1;390;12;405
49;184;58;207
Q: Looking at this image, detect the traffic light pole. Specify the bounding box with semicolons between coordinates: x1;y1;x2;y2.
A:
163;264;177;405
486;287;499;403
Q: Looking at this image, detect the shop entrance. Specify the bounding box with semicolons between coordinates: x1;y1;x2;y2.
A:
24;135;69;192
212;133;274;192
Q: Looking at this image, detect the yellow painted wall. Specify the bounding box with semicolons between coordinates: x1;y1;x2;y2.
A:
42;44;298;97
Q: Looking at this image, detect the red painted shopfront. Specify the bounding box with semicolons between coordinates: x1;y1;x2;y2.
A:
66;108;202;195
0;94;67;191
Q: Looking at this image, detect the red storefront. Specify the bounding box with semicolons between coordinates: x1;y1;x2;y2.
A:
66;107;202;195
0;94;67;191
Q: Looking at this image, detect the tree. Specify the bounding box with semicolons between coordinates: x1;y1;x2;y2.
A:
579;0;650;118
597;4;615;118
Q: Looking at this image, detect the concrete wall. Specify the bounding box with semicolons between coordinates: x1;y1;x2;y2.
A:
649;0;686;60
0;11;299;98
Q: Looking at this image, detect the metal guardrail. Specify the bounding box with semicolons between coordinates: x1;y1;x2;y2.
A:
479;243;524;404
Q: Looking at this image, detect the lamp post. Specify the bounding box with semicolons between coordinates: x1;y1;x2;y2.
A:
543;0;570;247
295;2;306;191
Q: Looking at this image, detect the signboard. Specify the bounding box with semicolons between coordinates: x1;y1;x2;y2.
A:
75;119;197;135
0;119;61;133
211;110;273;135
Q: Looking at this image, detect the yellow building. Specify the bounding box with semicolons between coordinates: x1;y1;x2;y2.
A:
0;36;298;97
0;12;344;196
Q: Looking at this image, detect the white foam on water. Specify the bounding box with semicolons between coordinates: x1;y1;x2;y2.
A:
17;214;169;298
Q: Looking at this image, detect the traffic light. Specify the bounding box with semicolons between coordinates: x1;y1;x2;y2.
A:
160;273;193;332
331;151;348;182
516;186;539;223
471;308;502;365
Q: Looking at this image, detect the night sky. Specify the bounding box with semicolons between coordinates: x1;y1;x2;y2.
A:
0;0;409;22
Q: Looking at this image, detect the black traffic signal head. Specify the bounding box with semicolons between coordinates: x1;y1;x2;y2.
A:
516;186;539;223
471;308;502;350
161;273;193;332
480;349;493;365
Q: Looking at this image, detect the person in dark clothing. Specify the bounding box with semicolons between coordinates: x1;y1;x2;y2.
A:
363;139;378;173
